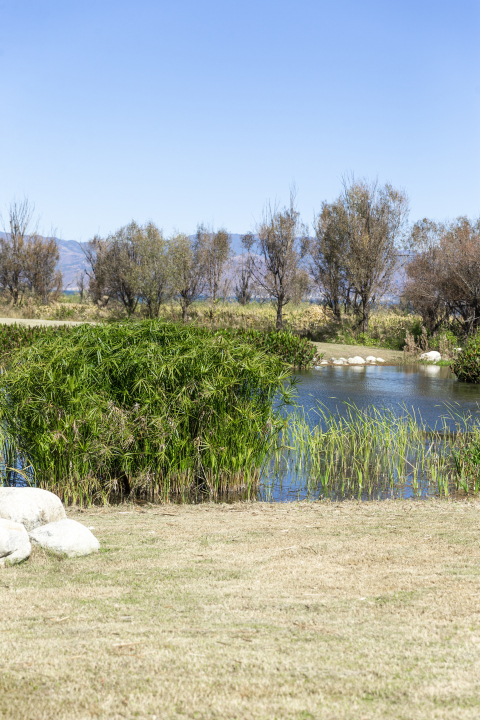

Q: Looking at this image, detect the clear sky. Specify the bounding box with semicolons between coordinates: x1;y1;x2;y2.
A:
0;0;479;242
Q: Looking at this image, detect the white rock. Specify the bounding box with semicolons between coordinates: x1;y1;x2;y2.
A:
0;518;31;567
320;360;329;365
455;347;462;352
365;356;377;363
376;358;385;363
29;519;100;558
419;350;441;362
0;487;66;532
347;356;366;365
332;358;346;365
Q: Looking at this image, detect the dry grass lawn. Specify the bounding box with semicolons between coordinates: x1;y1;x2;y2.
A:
1;500;480;720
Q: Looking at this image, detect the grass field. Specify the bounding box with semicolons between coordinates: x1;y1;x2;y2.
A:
1;500;480;719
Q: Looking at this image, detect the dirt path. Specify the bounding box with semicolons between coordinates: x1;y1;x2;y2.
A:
2;500;480;719
0;317;86;327
313;340;404;364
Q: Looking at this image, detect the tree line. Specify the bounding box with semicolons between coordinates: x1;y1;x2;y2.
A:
0;199;62;305
2;179;479;335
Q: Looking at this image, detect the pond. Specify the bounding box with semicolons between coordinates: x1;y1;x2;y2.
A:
293;364;480;429
260;364;480;503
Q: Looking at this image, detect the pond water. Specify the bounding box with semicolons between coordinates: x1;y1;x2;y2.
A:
260;364;480;503
293;364;480;429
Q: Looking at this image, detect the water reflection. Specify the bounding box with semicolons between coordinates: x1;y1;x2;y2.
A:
260;364;480;503
293;364;480;429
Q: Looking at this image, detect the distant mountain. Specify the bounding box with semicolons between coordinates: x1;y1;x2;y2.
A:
57;239;88;288
1;232;409;298
58;235;247;290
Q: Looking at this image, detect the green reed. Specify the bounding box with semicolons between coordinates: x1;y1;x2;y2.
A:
265;402;480;500
0;321;293;503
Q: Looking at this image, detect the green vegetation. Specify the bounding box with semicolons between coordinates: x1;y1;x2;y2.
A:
217;327;318;368
269;403;480;500
452;330;480;383
0;321;294;503
0;323;72;365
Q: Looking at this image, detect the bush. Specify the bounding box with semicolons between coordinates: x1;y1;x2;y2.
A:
0;321;293;502
218;328;318;368
0;323;72;365
452;331;480;382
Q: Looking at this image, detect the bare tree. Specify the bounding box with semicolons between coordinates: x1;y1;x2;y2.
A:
83;235;111;306
76;269;88;303
234;233;255;305
197;226;231;306
339;177;409;332
136;222;172;318
24;234;62;304
0;199;63;305
253;191;306;331
290;268;312;305
169;232;205;321
404;217;480;335
0;199;35;305
304;201;350;320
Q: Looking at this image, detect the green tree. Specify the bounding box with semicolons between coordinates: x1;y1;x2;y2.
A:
339;177;409;332
169;232;205;321
197;225;231;306
254;190;306;331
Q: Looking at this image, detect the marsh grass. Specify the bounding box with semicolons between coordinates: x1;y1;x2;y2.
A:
0;321;294;503
265;402;480;501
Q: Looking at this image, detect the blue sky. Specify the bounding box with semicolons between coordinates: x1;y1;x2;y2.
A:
0;0;478;242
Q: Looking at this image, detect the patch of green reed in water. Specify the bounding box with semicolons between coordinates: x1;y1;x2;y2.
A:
264;402;480;501
0;321;294;503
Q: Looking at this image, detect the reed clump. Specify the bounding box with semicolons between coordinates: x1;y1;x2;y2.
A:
268;403;480;500
0;321;293;503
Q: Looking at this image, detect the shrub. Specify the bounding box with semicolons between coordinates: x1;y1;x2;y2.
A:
0;323;72;365
217;328;318;368
452;331;480;382
0;321;293;502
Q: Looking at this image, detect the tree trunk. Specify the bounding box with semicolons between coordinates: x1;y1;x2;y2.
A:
361;299;369;332
182;304;188;322
275;302;283;331
333;298;341;322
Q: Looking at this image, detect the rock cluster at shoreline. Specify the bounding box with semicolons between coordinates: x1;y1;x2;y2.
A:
314;355;387;368
0;487;99;566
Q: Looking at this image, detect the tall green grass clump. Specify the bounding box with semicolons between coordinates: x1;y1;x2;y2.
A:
452;331;480;383
0;323;73;366
217;328;318;368
0;321;293;503
267;403;480;501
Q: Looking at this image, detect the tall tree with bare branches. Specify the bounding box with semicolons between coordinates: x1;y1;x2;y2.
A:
339;177;409;332
0;199;62;305
197;225;231;306
304;201;349;320
24;235;62;303
253;191;306;331
234;232;255;305
169;232;206;321
0;199;34;305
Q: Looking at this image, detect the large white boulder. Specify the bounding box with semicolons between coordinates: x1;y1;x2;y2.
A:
0;487;66;531
365;356;377;364
29;519;100;558
332;358;347;365
420;350;441;362
376;358;385;363
347;356;366;365
0;518;31;567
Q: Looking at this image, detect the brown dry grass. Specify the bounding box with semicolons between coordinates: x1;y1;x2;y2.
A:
1;500;480;719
